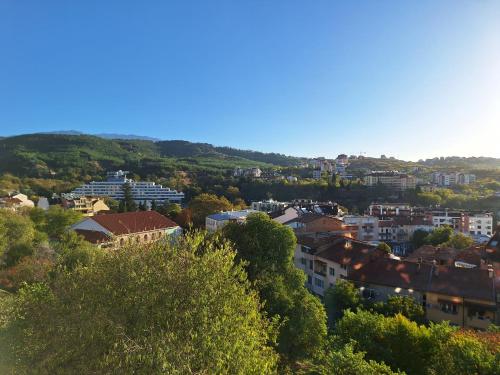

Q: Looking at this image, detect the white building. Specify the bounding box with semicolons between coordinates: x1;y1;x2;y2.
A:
467;213;493;237
205;209;259;232
343;215;380;242
67;170;184;205
364;171;416;190
431;172;476;186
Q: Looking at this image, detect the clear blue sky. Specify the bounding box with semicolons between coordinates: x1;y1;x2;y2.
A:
1;1;499;161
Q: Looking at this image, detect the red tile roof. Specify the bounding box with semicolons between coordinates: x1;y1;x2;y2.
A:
314;237;382;267
75;229;111;244
91;211;178;235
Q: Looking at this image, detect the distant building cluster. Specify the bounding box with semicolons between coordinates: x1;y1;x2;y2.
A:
364;171;417;190
431;171;476;186
311;154;349;179
0;193;35;211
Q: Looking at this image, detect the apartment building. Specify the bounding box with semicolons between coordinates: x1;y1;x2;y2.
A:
430;209;493;236
364;171;416;190
68;170;184;205
343;215;379;242
348;257;498;329
251;199;288;213
294;234;382;296
431;172;476;186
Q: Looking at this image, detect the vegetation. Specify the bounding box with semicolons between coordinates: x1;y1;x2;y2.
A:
0;232;278;374
411;226;475;249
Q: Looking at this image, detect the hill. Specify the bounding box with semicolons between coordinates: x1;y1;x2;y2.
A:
0;134;301;179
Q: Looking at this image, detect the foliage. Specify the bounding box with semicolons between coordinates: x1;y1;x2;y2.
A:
324;280;361;325
411;229;430;248
188;193;233;227
426;226;454;246
372;295;425;324
444;232;475;250
0;210;38;267
377;242;392;253
0;232;278;374
223;213;327;363
334;309;499;375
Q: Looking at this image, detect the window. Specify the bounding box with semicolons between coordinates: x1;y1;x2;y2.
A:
340;264;347;270
309;260;313;270
314;278;324;288
440;302;458;315
362;288;376;299
329;267;335;276
307;275;312;285
300;257;307;266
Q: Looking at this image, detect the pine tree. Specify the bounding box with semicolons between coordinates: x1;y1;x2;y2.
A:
150;199;157;211
122;182;137;212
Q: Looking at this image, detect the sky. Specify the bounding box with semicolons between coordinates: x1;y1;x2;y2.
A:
0;1;499;161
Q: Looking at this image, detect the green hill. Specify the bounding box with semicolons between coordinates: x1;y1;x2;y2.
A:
0;134;301;179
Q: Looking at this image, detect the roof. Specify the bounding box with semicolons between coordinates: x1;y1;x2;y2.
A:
75;229;111;244
207;209;258;221
348;257;496;303
91;211;178;235
348;258;433;291
428;266;495;302
486;230;500;263
314;237;382;268
406;245;458;265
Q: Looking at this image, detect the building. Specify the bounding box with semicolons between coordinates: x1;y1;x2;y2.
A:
62;196;110;216
343;215;379;242
348;257;498;329
368;202;412;217
364;171;416;190
205;209;258;232
67;170;184;205
430;209;493;236
294;234;384;296
0;193;35;211
312;169;323;180
71;211;181;248
431;172;476;186
233;167;262;178
251;200;288;213
284;213;353;235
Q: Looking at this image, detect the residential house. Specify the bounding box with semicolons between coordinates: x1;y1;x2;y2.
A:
343;215;379;242
71;211;181;248
364;171;416;190
0;193;35;211
62;196;110;216
205;209;258;232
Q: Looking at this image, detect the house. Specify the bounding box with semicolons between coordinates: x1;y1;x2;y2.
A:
62;196;110;216
205;209;258;232
294;234;383;296
71;211;181;248
251;199;288;213
348;257;498;329
0;193;35;211
284;213;350;234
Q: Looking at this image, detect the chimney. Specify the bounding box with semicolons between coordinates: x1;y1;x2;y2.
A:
488;265;494;279
417;257;422;273
432;259;439;276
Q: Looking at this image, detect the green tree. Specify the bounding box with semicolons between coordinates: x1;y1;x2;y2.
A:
138;200;147;211
307;343;402;375
121;182;137;212
1;232;278;374
445;232;474;249
150;199;157;211
43;206;82;240
426;226;453;246
373;295;425;323
0;210;37;266
411;229;429;248
223;213;327;364
188;193;233;227
324;280;361;324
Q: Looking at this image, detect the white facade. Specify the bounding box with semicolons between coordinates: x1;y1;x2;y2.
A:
67;170;184;204
343;215;379;241
251;200;288;213
205;209;259;232
468;213;493;236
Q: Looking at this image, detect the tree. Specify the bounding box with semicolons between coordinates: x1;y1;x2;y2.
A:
188;193;233;227
324;280;361;324
0;210;37;266
43;206;82;240
121;182;137;212
445;232;474;250
426;226;453;246
1;232;278;374
138;200;147;211
411;229;429;248
373;295;425;323
150;199;157;211
223;213;327;363
308;343;402;375
377;242;391;254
